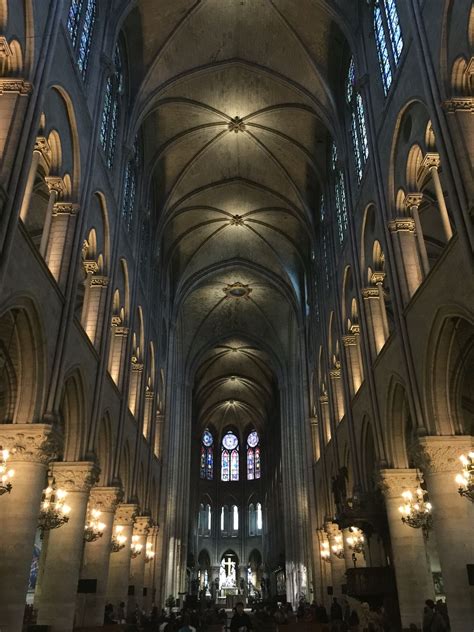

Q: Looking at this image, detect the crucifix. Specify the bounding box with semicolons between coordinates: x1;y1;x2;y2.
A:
223;556;235;576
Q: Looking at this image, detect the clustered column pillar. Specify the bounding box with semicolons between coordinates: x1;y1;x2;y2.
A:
420;436;474;631
0;424;59;632
79;486;122;627
128;515;151;612
388;217;423;302
106;503;137;613
380;469;434;629
36;461;99;632
143;525;159;613
325;522;346;599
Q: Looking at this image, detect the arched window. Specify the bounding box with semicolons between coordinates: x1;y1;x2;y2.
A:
207;504;212;532
67;0;96;79
373;0;404;96
247;430;261;480
121;138;140;232
200;429;214;480
346;58;369;183
232;505;239;533
249;502;263;535
256;502;263;533
100;42;124;168
220;506;226;532
331;142;348;245
221;431;239;481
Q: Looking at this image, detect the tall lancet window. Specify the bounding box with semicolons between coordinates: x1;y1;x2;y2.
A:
100;42;124;168
331;142;348;245
221;431;239;481
121;137;140;231
67;0;97;79
247;430;261;480
373;0;404;95
200;429;214;480
346;58;369;183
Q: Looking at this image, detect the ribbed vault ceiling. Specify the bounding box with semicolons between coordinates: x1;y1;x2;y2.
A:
123;0;350;432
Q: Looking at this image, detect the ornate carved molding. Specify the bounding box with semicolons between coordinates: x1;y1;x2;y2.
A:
230;214;244;226
405;193;423;210
361;287;380;299
133;515;151;536
419;436;473;474
89;486;123;512
34;136;51;158
319;394;329;404
131;360;144;372
114;326;129;336
379;468;422;499
51;461;100;492
0;423;61;464
421;152;440;171
371;271;385;285
0;78;33;95
442;98;474;113
329;368;341;380
228;116;246;133
115;503;138;526
44;176;65;196
52;202;79;216
90;275;109;287
0;36;12;57
324;521;342;539
388;218;416;233
342;334;357;347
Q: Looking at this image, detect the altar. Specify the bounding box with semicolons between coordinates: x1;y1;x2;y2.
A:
218;554;245;607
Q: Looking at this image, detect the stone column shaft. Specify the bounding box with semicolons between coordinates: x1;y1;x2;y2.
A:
78;487;122;628
381;469;434;629
36;461;99;632
325;522;346;599
106;503;137;613
389;218;423;302
406;194;430;276
419;436;474;631
423;154;453;241
128;516;151;611
0;424;58;632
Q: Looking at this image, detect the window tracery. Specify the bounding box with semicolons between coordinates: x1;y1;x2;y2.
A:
373;0;404;95
346;58;369;183
247;430;261;480
100;43;124;169
221;431;239;481
200;429;214;480
331;142;348;245
67;0;96;79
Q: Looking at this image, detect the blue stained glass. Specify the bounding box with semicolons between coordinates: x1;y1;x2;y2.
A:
221;450;230;482
374;4;392;95
356;94;369;162
231;449;239;481
77;0;96;78
255;447;261;479
320;194;325;222
100;78;112;150
207;447;213;480
200;446;206;479
247;431;259;448
223;432;238;450
67;0;83;47
351;112;363;182
386;0;403;63
247;448;254;480
331;142;348;244
346;58;355;104
203;430;213;447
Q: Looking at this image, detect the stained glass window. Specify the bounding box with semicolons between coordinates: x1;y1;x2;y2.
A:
200;429;214;480
247;430;261;480
100;43;124;169
331;142;348;245
222;432;239;481
67;0;96;80
345;58;369;183
374;1;403;96
121;138;140;232
221;450;230;482
231;449;239;481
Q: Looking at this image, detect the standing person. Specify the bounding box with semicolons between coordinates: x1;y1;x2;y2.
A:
230;602;252;632
117;601;126;624
435;600;450;631
330;598;343;630
422;600;447;632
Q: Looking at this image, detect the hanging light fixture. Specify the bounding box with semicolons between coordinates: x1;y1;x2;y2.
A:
320;541;330;563
38;477;71;537
84;508;106;542
398;486;432;535
145;542;155;563
0;448;14;495
331;534;345;559
455;452;474;502
346;526;365;554
111;525;127;552
131;534;143;559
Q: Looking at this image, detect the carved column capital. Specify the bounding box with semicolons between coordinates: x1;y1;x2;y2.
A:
52;202;79;216
0;36;12;57
51;461;100;492
371;271;385;285
115;503;138;526
361;287;380;299
0;423;62;464
89;486;123;512
329;368;341;380
419;436;473;474
324;521;341;539
421;152;440;171
0;78;33;95
90;275;109;287
342;334;357;347
388;218;416;233
44;176;65;196
442;97;474;113
133;515;152;536
405;193;423;210
379;468;422;499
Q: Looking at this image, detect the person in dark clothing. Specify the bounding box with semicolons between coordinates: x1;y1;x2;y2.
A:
422;600;447;632
330;598;343;621
230;602;253;632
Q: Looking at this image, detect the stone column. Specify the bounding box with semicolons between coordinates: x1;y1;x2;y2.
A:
154;413;165;459
19;142;46;221
143;526;159;613
0;77;33;185
44;202;79;286
109;325;129;387
320;394;331;444
128;359;144;417
39;176;65;258
342;333;363;396
371;272;389;341
325;522;346;599
422;154;453;241
362;286;386;356
388;218;423;302
106;503;137;612
77;486;122;628
82;266;109;348
316;528;332;610
419;436;474;631
128;516;151;611
0;424;58;632
36;461;99;632
406;194;430;276
329;368;345;423
310;416;320;462
142;391;154;441
380;469;434;629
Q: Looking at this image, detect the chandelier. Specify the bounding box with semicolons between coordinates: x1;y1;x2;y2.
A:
455;452;474;502
346;526;364;554
38;479;71;538
84;508;106;542
331;534;345;559
145;542;155;563
0;448;14;495
131;535;143;559
111;525;127;552
320;541;330;562
398;487;432;535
